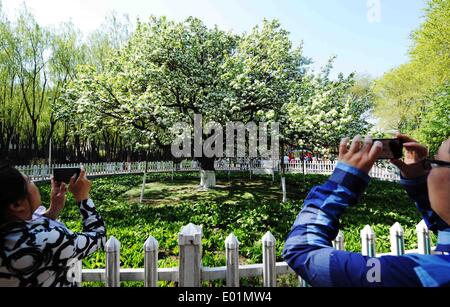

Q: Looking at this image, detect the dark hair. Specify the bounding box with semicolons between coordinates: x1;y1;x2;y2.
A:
0;161;28;224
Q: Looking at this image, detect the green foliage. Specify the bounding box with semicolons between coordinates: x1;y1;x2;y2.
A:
373;63;428;132
58;16;239;150
37;173;433;287
283;66;373;152
374;0;449;151
410;0;450;86
0;5;134;163
417;84;450;154
59;17;374;156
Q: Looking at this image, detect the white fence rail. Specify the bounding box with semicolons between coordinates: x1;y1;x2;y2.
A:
73;220;435;287
18;159;400;183
285;159;399;181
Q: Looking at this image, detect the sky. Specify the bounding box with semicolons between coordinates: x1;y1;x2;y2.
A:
1;0;427;78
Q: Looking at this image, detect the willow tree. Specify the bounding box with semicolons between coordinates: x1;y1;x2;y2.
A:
373;0;450;152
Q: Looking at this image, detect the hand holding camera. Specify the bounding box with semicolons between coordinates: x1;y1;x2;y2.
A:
68;168;92;202
45;177;68;220
389;133;429;179
53;167;91;202
340;133;430;178
339;135;383;174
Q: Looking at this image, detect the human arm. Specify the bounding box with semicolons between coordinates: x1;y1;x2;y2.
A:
47;169;106;266
390;133;449;231
282;136;423;287
42;178;67;221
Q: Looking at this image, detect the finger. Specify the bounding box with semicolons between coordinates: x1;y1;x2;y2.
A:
60;182;67;194
403;142;428;156
82;168;88;179
361;135;373;154
51;177;57;189
396;133;418;144
76;169;86;183
68;174;76;186
349;135;362;153
390;158;407;170
57;189;67;198
368;140;383;162
403;143;428;161
339;137;350;159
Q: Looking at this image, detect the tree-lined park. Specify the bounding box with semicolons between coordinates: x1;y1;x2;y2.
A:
0;0;449;288
1;0;448;165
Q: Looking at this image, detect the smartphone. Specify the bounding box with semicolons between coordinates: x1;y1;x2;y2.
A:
54;167;81;184
373;138;404;159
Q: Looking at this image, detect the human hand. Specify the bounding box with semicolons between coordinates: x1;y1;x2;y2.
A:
45;177;67;220
339;135;383;174
390;133;429;179
68;168;91;202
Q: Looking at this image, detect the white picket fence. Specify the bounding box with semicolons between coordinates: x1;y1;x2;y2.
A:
72;220;435;287
17;159;400;183
285;160;399;181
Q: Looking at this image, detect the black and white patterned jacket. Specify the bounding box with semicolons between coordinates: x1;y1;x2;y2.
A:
0;199;106;287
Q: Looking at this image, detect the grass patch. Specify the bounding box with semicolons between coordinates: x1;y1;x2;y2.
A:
36;171;435;287
125;177;302;206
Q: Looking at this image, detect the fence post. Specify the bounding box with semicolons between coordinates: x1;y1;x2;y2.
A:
67;260;82;287
281;177;287;203
298;276;310;287
262;231;276;287
225;233;240;287
144;236;159;287
105;236;121;287
333;230;345;250
390;222;405;255
416;220;431;255
178;223;203;287
140;174;147;203
361;225;376;257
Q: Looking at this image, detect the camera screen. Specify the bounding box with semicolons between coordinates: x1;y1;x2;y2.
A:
54;168;81;183
374;139;403;160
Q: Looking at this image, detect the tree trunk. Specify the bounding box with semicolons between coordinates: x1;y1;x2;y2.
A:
280;141;287;202
198;156;216;190
74;134;82;162
32;119;39;157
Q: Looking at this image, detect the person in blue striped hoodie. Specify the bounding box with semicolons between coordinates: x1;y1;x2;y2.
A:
283;134;450;287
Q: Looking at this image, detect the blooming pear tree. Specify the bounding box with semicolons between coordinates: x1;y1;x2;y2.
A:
58;16;373;189
281;64;373;156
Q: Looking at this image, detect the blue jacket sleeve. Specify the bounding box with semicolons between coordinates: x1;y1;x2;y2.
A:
282;162;423;287
400;175;450;252
400;175;449;231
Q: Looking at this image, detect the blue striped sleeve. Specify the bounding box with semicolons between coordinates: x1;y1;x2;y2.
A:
400;175;450;252
399;175;448;231
282;162;425;287
284;162;369;252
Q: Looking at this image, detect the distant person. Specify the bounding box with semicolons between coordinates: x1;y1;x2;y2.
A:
288;152;295;166
0;165;106;287
283;134;450;287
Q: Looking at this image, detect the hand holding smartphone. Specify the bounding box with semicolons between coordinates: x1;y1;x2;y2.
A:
53;167;81;184
372;138;404;159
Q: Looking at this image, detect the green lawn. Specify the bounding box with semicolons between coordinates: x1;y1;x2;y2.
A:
37;171;434;287
125;177;302;206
